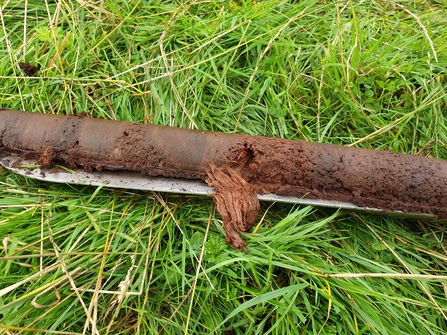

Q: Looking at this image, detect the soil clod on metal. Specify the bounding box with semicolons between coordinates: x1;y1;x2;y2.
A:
206;163;260;249
2;110;447;248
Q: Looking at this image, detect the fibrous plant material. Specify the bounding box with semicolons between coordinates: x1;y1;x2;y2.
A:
206;163;260;250
1;109;447;248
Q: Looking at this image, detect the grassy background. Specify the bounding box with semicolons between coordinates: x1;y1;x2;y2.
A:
1;0;447;334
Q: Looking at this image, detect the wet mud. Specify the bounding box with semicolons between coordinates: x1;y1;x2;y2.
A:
2;110;447;249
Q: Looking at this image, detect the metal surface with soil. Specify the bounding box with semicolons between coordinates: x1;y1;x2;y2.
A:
1;109;447;248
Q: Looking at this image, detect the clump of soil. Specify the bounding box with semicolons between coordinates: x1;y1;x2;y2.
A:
2;110;447;249
18;62;40;76
206;163;260;250
38;148;56;167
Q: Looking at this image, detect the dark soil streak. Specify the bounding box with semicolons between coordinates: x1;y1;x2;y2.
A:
1;110;447;249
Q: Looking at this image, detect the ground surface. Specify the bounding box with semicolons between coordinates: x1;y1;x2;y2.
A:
1;1;447;334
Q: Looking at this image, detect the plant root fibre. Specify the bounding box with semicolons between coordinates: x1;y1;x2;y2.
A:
2;110;447;248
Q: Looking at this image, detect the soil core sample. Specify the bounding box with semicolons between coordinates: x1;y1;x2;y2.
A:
1;109;447;248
